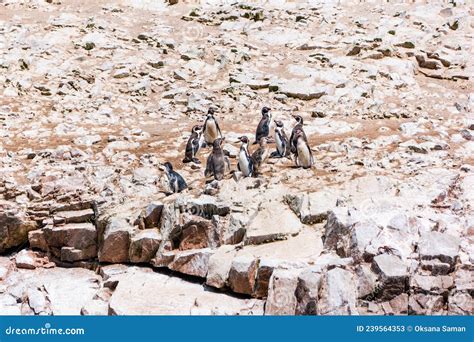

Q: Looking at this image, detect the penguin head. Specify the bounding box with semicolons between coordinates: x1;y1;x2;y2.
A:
237;136;249;144
207;107;216;116
292;114;303;125
261;107;271;116
163;162;173;172
295;129;305;140
192;125;202;133
213;137;225;149
274;119;284;128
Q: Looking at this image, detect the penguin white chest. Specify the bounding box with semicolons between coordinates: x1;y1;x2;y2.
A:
204;121;218;143
238;149;252;176
297;139;312;168
276;132;284;155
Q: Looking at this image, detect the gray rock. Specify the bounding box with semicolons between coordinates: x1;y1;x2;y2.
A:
99;218;133;263
317;267;358;315
372;253;408;300
295;268;321;315
418;231;460;269
0;204;38;253
278;80;327;100
129;229;162;263
265;269;300;315
285;191;338;224
228;255;259;295
168;248;213;278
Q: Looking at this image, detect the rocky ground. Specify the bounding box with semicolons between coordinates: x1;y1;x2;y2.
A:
0;0;473;315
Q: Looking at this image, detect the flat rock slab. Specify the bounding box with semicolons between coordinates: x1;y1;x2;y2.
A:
109;267;264;315
245;200;302;245
373;254;408;278
6;267;101;315
419;231;460;266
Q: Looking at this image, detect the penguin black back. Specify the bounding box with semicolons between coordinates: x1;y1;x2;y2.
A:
290;114;307;153
205;138;227;181
164;162;187;193
183;125;202;163
254;106;271;144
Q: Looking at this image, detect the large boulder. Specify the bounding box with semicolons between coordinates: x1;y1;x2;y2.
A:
109;267;264;315
228;255;259;295
418;231;460;273
245;200;302;245
129;229;162;263
169;248;213;278
175;216;220;250
317;267;358;315
206;245;237;289
0;203;38;253
265;269;300;315
285;191;338;224
372;253;408;300
43;222;97;262
99;218;134;263
295;268;321;315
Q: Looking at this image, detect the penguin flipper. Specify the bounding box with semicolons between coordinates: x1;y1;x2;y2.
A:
215;120;223;138
205;155;213;177
224;156;231;173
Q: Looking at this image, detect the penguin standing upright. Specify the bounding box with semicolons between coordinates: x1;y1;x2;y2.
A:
202;108;222;146
205;138;229;181
237;136;254;177
272;119;290;158
294;130;313;169
254;107;271;144
289;114;307;154
251;137;269;174
183;125;202;163
163;162;188;193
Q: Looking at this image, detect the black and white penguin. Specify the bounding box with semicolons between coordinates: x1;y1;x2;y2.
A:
272;119;290;158
205;138;229;181
163;162;188;193
202;107;222;146
183;125;202;164
289;114;308;154
254;107;271;144
251;137;269;174
294;130;313;169
237;136;254;177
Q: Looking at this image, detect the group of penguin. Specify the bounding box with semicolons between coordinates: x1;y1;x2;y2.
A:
163;107;314;193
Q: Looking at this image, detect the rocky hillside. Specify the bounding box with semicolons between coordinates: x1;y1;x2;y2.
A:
0;0;472;315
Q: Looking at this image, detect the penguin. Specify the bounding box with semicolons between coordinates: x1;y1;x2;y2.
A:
205;138;229;181
163;162;188;193
289;114;308;154
236;136;254;177
183;125;202;163
202;107;222;146
251;137;269;174
272;119;290;158
254;106;271;144
294;130;313;169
